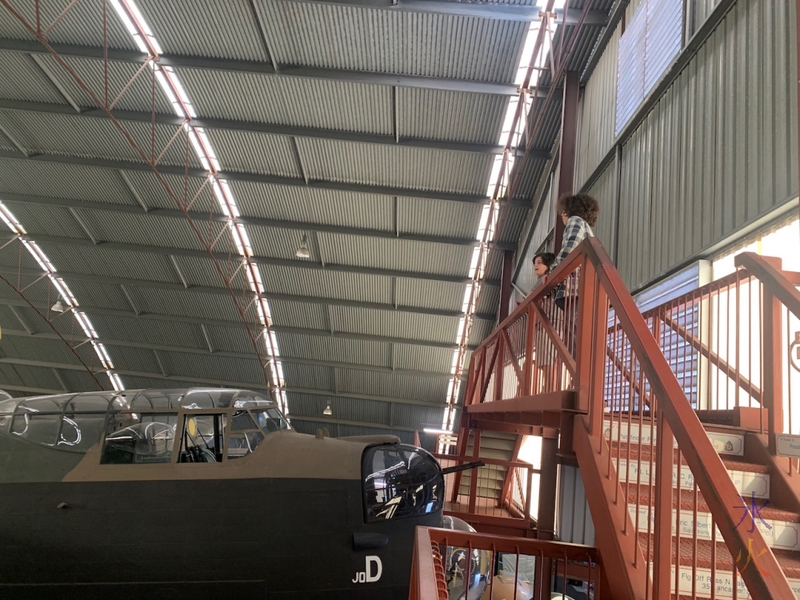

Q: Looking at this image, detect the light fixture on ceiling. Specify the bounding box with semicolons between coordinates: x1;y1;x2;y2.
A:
296;234;310;259
323;402;333;417
51;299;66;313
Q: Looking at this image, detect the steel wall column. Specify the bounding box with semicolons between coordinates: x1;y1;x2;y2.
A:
498;249;515;323
554;71;581;252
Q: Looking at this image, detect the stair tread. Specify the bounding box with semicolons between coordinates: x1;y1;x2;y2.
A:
609;444;768;473
637;534;800;578
625;486;800;523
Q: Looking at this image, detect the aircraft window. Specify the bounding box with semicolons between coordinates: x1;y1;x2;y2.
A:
252;408;289;433
231;411;257;431
11;411;59;446
101;420;176;464
179;414;226;463
0;398;19;433
362;445;444;523
228;431;264;459
181;389;238;409
130;389;183;411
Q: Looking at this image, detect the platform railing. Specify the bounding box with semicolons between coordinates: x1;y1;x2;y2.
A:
454;238;795;599
409;526;604;600
435;454;538;529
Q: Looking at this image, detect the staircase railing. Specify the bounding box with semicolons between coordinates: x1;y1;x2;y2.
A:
453;238;795;599
409;526;604;600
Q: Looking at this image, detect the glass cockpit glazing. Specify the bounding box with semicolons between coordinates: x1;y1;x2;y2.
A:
0;388;291;461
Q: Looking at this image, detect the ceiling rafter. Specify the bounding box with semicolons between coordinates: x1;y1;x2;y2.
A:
0;38;547;96
0;232;502;287
0;191;517;251
0;100;540;157
0;150;530;208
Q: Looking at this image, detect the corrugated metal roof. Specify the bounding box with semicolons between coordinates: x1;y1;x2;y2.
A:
177;67;394;134
254;1;527;82
87;313;207;349
156;350;266;386
297;138;493;196
35;55;174;114
258;262;390;304
0;335;89;367
72;210;225;253
206;128;300;178
0;110;203;168
123;287;244;323
280;362;334;391
138;0;269;62
316;233;472;277
106;345;162;374
395;278;464;313
267;298;328;330
274;332;389;368
288;392;389;426
118;171;216;212
398;197;482;239
397;88;508;144
2;202;88;239
168;255;232;289
0;53;70;105
0;362;65;392
0;0;136;50
0;158;139;205
329;305;458;345
34;243;181;283
56;279;131;312
230;180;393;230
390;402;446;429
392;344;453;374
335;368;448;404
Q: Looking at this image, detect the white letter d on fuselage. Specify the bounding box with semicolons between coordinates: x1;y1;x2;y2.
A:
352;555;382;583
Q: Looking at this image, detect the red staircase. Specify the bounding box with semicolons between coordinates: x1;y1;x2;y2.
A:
413;240;800;599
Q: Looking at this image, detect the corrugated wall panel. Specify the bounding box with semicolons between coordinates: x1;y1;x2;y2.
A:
586;163;617;258
556;465;596;545
616;0;797;291
575;26;619;188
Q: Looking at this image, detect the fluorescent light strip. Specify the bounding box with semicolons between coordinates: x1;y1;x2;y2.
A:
0;200;125;390
111;1;288;414
438;12;559;451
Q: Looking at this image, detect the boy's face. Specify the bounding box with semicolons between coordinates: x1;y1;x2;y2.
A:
533;257;548;278
561;211;569;225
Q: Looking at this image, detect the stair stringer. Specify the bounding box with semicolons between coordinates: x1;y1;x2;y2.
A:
573;414;648;600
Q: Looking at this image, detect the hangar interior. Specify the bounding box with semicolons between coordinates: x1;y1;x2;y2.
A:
0;0;799;598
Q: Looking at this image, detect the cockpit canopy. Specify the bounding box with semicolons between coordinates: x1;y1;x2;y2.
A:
0;388;290;458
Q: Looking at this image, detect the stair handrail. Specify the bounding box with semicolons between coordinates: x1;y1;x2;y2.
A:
578;238;793;599
735;252;800;317
457;238;795;599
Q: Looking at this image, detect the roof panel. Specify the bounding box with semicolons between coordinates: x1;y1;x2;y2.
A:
395;279;464;313
267;298;328;330
122;287;242;323
335;368;448;404
274;332;389;368
87;313;207;350
288;392;389;426
206;128;300;178
230;180;393;231
397;88;507;144
0;110;203;168
34;243;181;284
118;171;216;212
398;197;481;239
254;1;527;82
297;138;493;196
391;402;446;429
316;233;472;277
392;344;453;375
259;264;392;304
138;0;269;62
177;68;394;134
0;53;70;105
55;279;131;312
36;55;174;113
0;158;138;205
329;306;458;345
157;351;266;387
280;362;334;391
2;202;88;239
0;0;137;50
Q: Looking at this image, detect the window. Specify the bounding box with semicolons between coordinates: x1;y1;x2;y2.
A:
179;414;226;463
616;0;684;135
363;445;443;522
101;419;176;464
